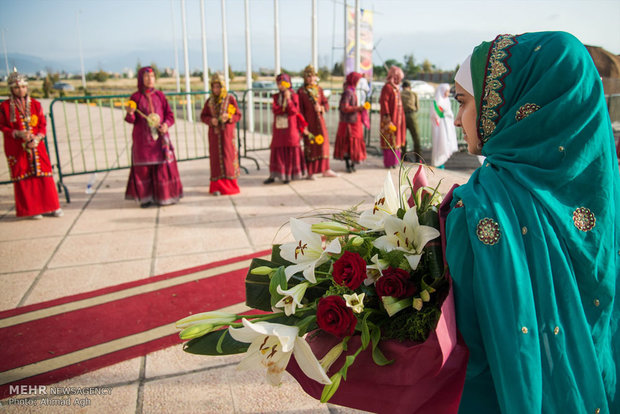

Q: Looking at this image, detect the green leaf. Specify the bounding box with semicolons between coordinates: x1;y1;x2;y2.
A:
245;258;278;311
183;329;249;355
360;314;370;349
269;266;287;309
320;372;342;403
370;326;394;366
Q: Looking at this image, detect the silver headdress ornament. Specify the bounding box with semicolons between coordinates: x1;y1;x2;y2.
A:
8;67;28;88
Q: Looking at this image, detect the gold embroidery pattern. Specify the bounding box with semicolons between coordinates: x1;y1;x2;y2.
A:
477;218;501;245
515;103;540;121
455;200;464;208
478;35;517;143
573;207;595;232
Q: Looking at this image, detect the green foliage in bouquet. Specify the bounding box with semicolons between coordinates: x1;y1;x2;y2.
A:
176;166;449;402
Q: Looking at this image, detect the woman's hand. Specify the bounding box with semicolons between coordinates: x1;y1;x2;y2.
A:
26;139;38;149
221;113;230;123
284;89;291;100
211;118;219;127
157;122;168;135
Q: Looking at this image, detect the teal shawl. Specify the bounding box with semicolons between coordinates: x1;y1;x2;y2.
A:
446;31;619;413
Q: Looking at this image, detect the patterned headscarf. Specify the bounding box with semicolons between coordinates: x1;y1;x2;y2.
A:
137;67;155;93
7;69;29;123
8;69;28;89
386;66;404;85
344;72;363;90
210;73;228;105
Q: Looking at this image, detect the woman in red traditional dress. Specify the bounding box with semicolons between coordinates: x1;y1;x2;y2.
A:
333;72;367;173
124;67;183;207
297;65;338;180
264;73;307;184
379;66;406;168
200;74;242;196
0;70;62;219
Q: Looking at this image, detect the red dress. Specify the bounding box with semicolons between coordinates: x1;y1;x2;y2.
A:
124;89;183;205
333;88;367;163
379;82;406;166
269;91;307;180
0;97;60;217
200;94;242;195
297;85;331;175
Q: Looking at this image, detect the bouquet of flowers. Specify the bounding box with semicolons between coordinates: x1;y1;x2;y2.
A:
176;165;466;410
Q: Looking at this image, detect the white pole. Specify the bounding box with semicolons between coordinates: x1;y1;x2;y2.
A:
311;0;318;69
170;0;181;92
274;0;280;75
221;0;230;90
354;0;360;73
200;0;209;92
180;0;193;122
244;0;254;132
76;11;86;90
343;0;347;75
1;29;9;77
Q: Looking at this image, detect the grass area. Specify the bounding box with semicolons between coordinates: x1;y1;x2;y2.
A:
0;76;348;99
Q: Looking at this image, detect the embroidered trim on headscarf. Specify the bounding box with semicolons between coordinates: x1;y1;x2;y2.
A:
515;103;540;121
476;218;501;245
572;207;595;232
478;35;517;143
455;200;464;208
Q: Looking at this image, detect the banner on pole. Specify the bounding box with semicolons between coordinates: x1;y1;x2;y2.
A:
345;7;373;79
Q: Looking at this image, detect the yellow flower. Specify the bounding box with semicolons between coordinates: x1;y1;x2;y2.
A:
281;81;291;89
388;124;397;132
315;134;324;145
363;101;371;111
126;100;137;110
227;103;236;117
29;115;38;128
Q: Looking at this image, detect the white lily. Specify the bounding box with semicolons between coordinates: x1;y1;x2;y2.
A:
275;282;309;315
280;218;342;283
228;318;331;386
365;254;389;286
358;173;401;231
343;292;365;313
373;206;440;270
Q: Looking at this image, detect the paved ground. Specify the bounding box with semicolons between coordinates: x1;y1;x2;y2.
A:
0;141;480;413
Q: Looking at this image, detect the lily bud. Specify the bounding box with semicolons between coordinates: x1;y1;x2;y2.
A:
250;266;274;276
179;323;215;340
319;341;346;373
175;311;237;329
311;222;350;236
350;235;364;246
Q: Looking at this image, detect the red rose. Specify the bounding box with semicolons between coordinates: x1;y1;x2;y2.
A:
316;296;357;338
332;251;367;290
375;267;416;298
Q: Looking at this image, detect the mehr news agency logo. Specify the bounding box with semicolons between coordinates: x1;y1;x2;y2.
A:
2;385;112;407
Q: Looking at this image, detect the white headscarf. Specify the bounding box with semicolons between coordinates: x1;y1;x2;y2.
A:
454;54;473;96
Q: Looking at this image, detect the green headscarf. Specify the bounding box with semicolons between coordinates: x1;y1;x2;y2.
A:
446;32;619;413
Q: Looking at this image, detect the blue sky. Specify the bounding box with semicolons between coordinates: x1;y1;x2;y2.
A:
1;0;619;74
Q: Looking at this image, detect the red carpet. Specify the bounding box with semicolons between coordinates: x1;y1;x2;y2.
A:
0;250;270;399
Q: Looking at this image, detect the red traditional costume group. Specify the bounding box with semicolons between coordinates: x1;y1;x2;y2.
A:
200;74;242;195
0;71;62;218
124;67;183;207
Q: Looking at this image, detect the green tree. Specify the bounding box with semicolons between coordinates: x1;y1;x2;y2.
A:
422;59;433;73
373;64;387;78
42;75;53;98
332;62;343;76
318;66;330;81
403;54;420;78
149;62;161;78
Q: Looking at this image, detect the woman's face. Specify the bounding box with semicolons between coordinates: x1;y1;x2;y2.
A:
304;73;315;85
212;83;222;96
11;84;28;98
454;82;481;155
143;71;156;89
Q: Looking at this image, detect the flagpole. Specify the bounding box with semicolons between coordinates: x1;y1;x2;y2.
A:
180;0;193;122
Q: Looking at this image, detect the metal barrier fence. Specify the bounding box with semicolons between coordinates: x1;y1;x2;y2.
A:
5;89;463;202
47;91;240;202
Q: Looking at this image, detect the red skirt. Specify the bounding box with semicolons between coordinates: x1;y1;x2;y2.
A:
13;176;60;217
269;146;306;180
333;122;367;163
210;178;240;195
125;161;183;205
306;158;331;176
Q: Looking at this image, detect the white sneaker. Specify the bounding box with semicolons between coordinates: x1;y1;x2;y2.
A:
30;214;43;220
52;209;64;217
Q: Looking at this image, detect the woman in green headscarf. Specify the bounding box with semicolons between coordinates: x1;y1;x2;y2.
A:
446;32;619;413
